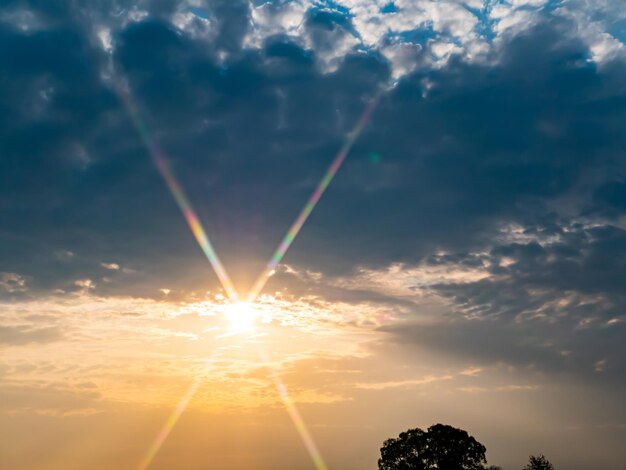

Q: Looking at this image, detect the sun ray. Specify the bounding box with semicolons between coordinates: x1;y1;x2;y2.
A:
137;375;202;470
137;356;220;470
247;94;380;302
259;349;328;470
114;72;379;470
115;79;239;302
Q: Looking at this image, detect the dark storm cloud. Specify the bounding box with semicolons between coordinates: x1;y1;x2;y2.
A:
1;1;626;314
0;1;387;297
296;21;626;272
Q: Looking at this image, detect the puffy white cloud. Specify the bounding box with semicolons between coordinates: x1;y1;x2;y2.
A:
554;0;626;64
244;1;308;49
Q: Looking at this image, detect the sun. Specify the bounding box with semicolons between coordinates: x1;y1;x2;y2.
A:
224;301;259;334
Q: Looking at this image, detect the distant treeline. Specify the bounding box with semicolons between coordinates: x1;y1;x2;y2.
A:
378;423;554;470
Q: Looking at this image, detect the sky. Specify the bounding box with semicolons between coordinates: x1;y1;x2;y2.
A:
1;0;626;469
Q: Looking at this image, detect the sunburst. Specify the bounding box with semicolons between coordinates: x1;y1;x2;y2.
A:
224;301;258;334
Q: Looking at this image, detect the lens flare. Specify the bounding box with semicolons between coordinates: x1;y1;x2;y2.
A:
247;95;380;301
137;376;202;470
115;69;381;470
259;349;328;470
115;79;239;302
272;376;328;470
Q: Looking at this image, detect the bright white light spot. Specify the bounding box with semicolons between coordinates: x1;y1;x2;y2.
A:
224;302;258;334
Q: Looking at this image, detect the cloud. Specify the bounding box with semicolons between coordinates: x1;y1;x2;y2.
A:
0;272;27;293
0;2;625;299
0;325;63;345
1;5;625;394
100;262;120;270
0;380;102;416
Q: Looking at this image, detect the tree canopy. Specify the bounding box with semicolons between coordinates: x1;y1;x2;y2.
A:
523;454;555;470
378;423;487;470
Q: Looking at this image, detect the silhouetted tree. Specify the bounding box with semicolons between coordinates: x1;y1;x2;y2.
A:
523;454;554;470
378;423;487;470
485;466;502;470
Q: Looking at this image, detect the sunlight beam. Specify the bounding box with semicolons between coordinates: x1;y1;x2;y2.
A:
259;349;328;470
272;376;328;470
116;73;379;470
137;376;202;470
247;94;380;301
115;79;239;302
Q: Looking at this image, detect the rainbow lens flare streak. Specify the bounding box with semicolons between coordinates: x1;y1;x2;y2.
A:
247;97;380;466
137;376;202;470
247;95;380;301
116;74;379;470
259;349;328;470
272;376;328;470
115;80;239;302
